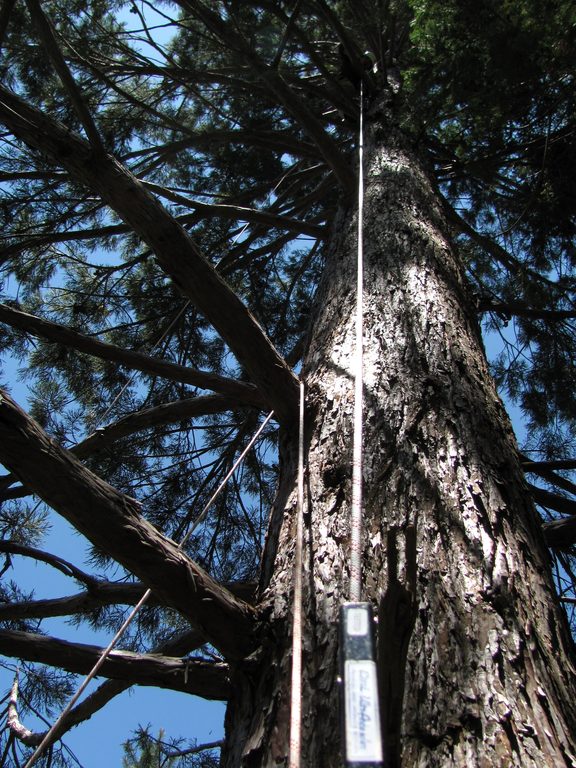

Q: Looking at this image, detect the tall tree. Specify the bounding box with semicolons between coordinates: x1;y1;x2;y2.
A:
0;0;575;765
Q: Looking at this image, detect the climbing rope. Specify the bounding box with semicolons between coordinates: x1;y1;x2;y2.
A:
339;80;384;767
23;410;275;768
349;79;365;603
288;380;306;768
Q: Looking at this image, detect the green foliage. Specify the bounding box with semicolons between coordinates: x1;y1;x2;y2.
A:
0;0;575;761
122;727;219;768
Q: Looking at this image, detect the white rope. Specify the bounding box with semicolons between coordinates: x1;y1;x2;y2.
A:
23;409;275;767
349;81;365;603
179;410;275;549
288;381;305;768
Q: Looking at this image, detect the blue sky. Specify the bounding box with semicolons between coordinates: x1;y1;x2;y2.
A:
0;502;226;766
0;4;538;763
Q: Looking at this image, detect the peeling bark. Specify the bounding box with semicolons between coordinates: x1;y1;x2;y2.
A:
223;111;576;766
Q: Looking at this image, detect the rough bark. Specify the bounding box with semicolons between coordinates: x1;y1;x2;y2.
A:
223;106;576;766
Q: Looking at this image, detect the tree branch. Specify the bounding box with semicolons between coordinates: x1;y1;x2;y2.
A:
543;516;576;550
7;674;37;747
0;630;230;699
73;395;254;458
0;579;256;621
0;541;98;589
24;0;103;149
142;181;326;239
0;395;256;500
476;298;576;322
6;622;232;748
0;390;256;660
174;0;355;192
0;303;264;406
522;455;576;497
0;84;299;424
529;484;576;517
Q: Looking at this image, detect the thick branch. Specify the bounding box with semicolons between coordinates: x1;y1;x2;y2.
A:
0;579;256;621
523;459;576;472
522;455;576;497
7;623;231;748
529;484;576;517
477;298;576;321
0;84;299;424
0;630;230;699
0;390;256;660
0;395;255;500
0;303;264;406
73;395;253;458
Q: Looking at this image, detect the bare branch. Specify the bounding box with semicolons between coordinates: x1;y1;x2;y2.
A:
7;673;38;747
0;630;230;699
0;541;98;588
0;579;256;621
165;739;223;759
0;303;264;406
73;395;255;457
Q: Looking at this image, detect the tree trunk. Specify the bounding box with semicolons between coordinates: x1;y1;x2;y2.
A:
222;103;576;766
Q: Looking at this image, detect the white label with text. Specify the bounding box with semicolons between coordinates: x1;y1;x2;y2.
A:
344;659;383;762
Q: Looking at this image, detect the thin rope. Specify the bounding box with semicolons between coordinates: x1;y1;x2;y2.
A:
288;380;305;768
349;81;365;603
23;589;153;768
23;409;275;768
179;410;275;549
